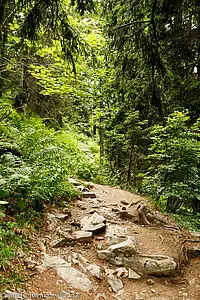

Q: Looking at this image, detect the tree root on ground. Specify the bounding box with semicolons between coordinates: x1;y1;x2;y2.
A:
137;203;174;227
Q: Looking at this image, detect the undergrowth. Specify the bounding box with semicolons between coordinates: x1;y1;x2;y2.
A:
172;211;200;232
0;95;103;287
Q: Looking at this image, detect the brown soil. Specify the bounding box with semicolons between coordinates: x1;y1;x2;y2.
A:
12;184;200;300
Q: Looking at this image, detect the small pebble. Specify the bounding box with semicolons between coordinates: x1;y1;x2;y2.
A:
147;278;155;285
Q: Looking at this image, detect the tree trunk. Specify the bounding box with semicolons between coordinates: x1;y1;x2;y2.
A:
99;98;104;166
127;136;134;184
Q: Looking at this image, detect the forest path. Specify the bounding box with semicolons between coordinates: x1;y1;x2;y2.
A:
21;183;200;300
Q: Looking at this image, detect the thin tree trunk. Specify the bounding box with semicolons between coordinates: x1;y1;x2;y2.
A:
127;136;134;184
99;98;104;166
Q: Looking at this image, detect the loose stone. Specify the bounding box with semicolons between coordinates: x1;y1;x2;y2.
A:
107;274;123;293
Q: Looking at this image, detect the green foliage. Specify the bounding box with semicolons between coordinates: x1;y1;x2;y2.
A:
104;109;148;186
103;0;200;121
0;202;28;289
0;201;26;267
172;211;200;232
144;111;200;213
0;97;99;217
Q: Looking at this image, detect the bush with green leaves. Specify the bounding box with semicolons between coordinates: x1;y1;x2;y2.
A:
144;111;200;213
0;201;29;289
0;97;100;217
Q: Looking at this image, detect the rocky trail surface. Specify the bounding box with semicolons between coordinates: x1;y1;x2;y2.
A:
4;182;200;300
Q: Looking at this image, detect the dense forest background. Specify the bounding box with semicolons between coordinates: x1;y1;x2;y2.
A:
0;0;200;286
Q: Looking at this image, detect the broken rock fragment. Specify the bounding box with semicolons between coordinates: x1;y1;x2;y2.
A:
128;268;141;280
108;237;138;256
81;212;106;234
24;258;37;270
73;230;93;243
86;264;103;279
54;213;71;221
97;250;113;260
107;274;123;293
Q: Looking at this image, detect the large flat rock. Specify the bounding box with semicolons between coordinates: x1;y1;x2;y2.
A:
44;255;92;291
123;255;177;276
57;266;92;291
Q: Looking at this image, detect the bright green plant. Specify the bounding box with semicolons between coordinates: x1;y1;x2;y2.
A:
0;99;100;216
0;202;25;267
0;201;29;289
172;211;200;232
144;111;200;213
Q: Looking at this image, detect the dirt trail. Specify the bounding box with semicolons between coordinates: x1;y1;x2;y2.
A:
18;184;200;300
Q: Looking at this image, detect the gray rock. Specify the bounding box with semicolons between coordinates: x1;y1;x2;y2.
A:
35;264;46;274
44;255;92;291
51;232;75;248
70;219;81;228
54;213;71;221
109;256;123;266
107;274;123;293
57;266;92;291
123;255;177;276
24;258;37;270
108;238;138;256
97;250;113;260
105;224;127;245
44;255;69;268
77;201;87;210
128;268;141;280
82;191;96;198
81;212;106;226
84;223;106;234
51;238;71;248
86;264;103;279
81;213;106;234
46;213;58;230
112;207;120;213
183;240;200;259
73;231;93;242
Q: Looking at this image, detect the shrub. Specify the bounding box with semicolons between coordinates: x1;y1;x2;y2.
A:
0;98;99;217
144;111;200;213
